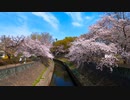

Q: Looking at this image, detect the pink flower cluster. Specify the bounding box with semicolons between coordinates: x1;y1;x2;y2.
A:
15;37;53;59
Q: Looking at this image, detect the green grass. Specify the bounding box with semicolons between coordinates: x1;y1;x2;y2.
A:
32;67;48;86
59;57;76;67
58;57;80;76
114;54;124;64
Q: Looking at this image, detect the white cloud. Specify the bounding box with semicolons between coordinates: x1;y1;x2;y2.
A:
32;12;59;30
16;13;28;25
65;12;83;27
65;12;82;22
72;22;82;27
85;16;91;20
0;24;32;37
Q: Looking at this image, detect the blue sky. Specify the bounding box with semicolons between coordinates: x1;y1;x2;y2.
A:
0;12;104;40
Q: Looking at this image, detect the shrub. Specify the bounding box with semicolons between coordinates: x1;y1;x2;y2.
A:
0;59;6;66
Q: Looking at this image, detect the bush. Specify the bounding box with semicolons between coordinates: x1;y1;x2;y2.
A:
0;56;20;66
11;57;19;64
0;56;33;66
26;58;32;62
0;59;7;66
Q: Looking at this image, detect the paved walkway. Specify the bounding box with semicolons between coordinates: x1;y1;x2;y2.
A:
36;60;55;86
0;60;55;86
0;61;45;86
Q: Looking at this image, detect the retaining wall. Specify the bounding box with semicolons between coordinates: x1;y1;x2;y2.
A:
0;62;34;80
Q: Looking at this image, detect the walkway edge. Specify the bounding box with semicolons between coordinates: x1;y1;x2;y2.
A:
35;59;55;86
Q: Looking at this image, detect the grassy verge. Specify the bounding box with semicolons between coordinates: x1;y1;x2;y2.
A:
32;67;48;86
57;58;75;69
59;58;79;75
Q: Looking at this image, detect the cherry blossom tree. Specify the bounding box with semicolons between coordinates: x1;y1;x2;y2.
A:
51;37;76;57
14;37;53;59
66;14;130;72
30;32;54;48
89;15;130;63
107;12;130;20
0;35;25;59
66;37;119;72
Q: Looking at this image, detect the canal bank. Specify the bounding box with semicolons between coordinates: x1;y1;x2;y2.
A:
0;61;46;86
35;59;55;86
58;58;130;86
0;58;82;86
50;59;82;86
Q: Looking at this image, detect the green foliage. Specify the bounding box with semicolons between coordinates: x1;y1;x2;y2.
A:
115;54;124;64
58;57;76;69
0;54;32;66
53;37;77;50
0;59;6;66
0;56;19;66
51;37;77;58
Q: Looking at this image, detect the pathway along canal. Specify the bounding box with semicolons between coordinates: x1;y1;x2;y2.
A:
50;59;82;86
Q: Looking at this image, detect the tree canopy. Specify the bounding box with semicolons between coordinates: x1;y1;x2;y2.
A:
51;37;77;57
66;13;130;72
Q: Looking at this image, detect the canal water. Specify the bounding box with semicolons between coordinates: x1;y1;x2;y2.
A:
50;61;75;86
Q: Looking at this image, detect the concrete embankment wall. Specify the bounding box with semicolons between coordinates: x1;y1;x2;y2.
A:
36;59;81;86
0;62;34;80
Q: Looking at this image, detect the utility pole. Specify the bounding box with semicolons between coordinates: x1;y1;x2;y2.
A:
4;35;5;51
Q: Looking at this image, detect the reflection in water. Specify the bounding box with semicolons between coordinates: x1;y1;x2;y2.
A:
50;61;74;86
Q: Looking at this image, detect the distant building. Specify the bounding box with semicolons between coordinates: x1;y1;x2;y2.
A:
0;51;8;59
0;51;5;58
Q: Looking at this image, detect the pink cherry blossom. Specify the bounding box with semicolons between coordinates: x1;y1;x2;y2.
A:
15;37;53;59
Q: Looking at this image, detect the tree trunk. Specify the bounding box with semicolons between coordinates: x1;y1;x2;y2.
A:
7;54;11;59
123;60;126;64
